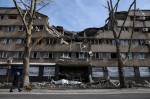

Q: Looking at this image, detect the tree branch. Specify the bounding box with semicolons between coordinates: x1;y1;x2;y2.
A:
123;0;136;64
118;0;136;39
36;1;50;11
30;36;43;49
114;0;120;13
13;0;29;32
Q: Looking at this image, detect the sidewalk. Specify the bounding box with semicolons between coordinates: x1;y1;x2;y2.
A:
0;88;150;94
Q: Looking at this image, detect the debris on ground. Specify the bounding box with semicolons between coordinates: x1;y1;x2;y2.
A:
0;79;150;89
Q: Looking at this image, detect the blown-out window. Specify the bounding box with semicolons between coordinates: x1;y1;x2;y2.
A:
44;52;55;59
120;40;130;45
136;53;148;59
1;39;13;44
134;40;145;45
121;53;132;59
92;52;103;59
0;52;10;58
76;52;87;59
107;53;117;59
91;39;102;45
106;39;116;45
0;15;4;19
60;52;71;58
14;52;24;58
16;39;25;44
5;26;15;31
33;26;43;31
30;52;40;58
19;26;26;31
47;38;56;44
8;15;17;19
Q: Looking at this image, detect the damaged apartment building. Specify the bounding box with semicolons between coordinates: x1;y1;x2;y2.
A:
0;7;150;83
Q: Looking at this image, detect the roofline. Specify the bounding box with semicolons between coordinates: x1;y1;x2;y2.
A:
0;7;17;9
116;9;150;13
0;7;48;17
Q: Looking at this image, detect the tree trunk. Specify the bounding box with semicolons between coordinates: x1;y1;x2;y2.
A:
116;42;126;88
22;33;31;87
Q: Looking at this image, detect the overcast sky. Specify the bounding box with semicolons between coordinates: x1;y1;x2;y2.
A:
0;0;150;31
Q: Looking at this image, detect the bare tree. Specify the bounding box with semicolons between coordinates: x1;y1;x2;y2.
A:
106;0;136;88
13;0;52;86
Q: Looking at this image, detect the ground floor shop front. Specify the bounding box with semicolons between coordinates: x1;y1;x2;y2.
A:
0;63;150;83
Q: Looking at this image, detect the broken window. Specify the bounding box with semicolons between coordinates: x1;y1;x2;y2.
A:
139;67;150;77
91;39;102;45
47;38;56;44
13;52;24;58
120;40;130;45
0;15;4;19
44;52;55;59
29;67;39;76
1;39;13;44
19;26;26;31
107;53;117;59
8;15;17;19
31;38;42;44
0;52;10;58
43;67;55;76
124;67;135;77
117;27;129;32
92;52;103;59
30;52;40;58
0;26;1;30
145;16;150;21
60;52;71;59
106;39;116;45
121;53;132;59
134;28;141;32
16;39;25;44
130;16;146;21
92;67;104;77
134;40;145;45
76;52;87;59
136;53;148;59
5;26;15;31
108;67;119;77
33;26;43;31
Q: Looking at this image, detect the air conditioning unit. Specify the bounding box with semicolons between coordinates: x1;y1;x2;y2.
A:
145;40;150;45
89;51;93;56
142;28;148;32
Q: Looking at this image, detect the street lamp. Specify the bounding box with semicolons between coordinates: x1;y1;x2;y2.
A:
6;59;12;84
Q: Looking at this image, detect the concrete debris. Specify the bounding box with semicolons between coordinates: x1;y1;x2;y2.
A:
54;79;82;85
126;80;136;88
143;80;150;87
0;80;150;89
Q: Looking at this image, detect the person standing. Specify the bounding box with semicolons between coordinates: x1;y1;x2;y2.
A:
10;71;22;92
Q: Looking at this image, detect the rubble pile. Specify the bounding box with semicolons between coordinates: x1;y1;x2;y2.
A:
0;80;150;89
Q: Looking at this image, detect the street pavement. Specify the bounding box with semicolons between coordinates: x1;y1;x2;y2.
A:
0;88;150;99
0;93;150;99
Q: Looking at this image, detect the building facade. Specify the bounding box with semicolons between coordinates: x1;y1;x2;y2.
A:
0;7;150;83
